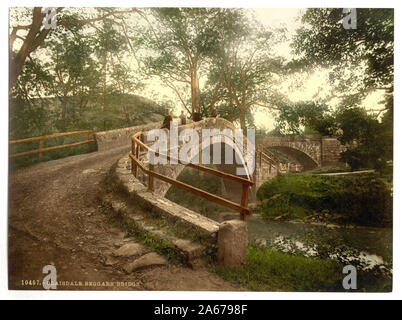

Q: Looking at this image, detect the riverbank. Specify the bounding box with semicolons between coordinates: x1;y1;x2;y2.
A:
214;244;392;292
257;173;392;228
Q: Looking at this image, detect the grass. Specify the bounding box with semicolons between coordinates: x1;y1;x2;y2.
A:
215;244;392;292
215;244;344;291
257;173;392;227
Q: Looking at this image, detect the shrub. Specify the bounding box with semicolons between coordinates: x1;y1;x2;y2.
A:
257;174;392;227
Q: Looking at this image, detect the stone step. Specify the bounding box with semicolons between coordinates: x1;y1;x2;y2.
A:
102;193;209;268
114;157;220;242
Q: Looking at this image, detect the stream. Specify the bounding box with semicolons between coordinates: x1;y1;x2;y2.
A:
246;215;392;272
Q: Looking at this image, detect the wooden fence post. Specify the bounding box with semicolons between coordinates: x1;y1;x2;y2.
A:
240;184;249;221
87;132;91;152
148;163;154;192
131;142;137;177
38;139;43;160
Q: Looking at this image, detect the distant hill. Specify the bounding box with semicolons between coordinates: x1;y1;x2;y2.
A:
9;93;166;139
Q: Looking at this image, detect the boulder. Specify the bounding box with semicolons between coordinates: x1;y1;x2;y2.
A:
217;220;248;266
124;252;168;273
113;243;144;257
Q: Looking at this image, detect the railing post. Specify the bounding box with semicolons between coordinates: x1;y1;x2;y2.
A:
148;163;154;192
240;184;249;221
87;131;91;152
131;141;137;177
38;139;43;161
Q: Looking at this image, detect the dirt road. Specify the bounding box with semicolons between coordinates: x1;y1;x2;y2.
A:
8;147;240;291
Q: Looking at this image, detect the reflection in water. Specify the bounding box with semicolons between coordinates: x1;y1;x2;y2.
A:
246;216;392;273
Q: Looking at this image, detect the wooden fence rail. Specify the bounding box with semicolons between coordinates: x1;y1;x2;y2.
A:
130;132;254;221
257;145;279;174
9;130;94;159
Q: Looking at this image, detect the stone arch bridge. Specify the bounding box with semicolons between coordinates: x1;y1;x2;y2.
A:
95;118;344;202
258;134;344;171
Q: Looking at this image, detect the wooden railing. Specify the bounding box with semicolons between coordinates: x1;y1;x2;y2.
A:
9;130;94;159
130;132;254;221
257;145;279;174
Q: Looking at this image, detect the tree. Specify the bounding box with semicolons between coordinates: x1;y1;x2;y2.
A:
292;8;393;112
216;26;286;129
288;8;393;171
275;101;336;135
336;107;392;171
9;7;143;90
41;22;99;126
139;8;246;119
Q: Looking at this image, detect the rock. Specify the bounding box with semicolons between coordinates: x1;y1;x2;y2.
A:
113;241;123;248
255;238;267;247
113;243;144;257
82;169;97;174
124;252;168;273
104;256;119;266
274;213;288;221
217;220;248;266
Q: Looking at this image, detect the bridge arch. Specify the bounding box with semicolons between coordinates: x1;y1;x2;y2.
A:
268;146;319;171
258;135;322;172
140;118;254;201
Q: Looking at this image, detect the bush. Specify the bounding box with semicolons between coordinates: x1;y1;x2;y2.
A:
257;174;392;227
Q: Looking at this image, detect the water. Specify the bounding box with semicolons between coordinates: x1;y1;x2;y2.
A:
246;216;392;272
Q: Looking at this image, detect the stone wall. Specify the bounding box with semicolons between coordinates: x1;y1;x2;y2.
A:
93;121;163;152
321;137;345;167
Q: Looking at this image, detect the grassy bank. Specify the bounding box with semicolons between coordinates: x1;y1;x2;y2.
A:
215;245;392;292
257;173;392;227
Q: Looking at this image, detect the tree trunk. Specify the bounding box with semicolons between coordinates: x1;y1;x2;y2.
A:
240;106;246;130
123;105;131;125
9;7;51;90
61;97;67;122
190;67;201;116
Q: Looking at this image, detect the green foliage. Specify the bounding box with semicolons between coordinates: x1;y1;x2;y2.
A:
257;174;392;227
275;102;393;171
276;101;335;135
336;107;393;171
292;8;394;109
215;244;344;291
215;244;391;292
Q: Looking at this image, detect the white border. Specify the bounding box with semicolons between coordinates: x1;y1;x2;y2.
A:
1;0;400;300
